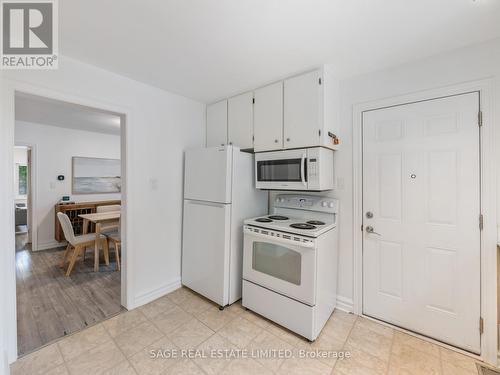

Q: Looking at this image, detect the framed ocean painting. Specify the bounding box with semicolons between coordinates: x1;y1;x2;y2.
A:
72;157;121;194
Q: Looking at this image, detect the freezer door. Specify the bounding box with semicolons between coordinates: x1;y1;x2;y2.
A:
184;146;232;203
182;199;231;306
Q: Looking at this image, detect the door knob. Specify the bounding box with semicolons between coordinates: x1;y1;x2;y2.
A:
365;226;381;236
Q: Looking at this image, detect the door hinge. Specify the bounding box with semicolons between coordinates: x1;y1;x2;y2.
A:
252;135;254;141
252;98;255;104
319;77;322;85
478;111;483;127
479;214;484;231
361;224;364;231
319;129;321;137
479;317;484;334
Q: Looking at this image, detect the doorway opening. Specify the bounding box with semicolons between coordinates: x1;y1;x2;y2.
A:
14;92;126;356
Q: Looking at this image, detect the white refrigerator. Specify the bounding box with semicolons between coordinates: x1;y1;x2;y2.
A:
182;145;268;308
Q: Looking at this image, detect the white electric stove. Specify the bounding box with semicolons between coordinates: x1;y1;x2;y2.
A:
242;194;339;341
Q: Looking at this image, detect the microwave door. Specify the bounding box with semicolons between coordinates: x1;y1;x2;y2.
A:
256;157;307;190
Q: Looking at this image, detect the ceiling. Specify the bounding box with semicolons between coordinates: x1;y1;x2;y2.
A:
60;0;500;103
15;93;122;135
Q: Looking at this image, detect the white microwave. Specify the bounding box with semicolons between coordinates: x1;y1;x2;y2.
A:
255;147;334;191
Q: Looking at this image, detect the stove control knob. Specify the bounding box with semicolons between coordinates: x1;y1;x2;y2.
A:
328;202;335;208
321;201;328;207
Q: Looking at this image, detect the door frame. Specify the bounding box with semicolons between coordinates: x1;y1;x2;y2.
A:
1;78;135;364
14;142;37;251
352;79;497;364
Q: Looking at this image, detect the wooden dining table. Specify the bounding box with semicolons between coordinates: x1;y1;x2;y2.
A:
79;211;121;272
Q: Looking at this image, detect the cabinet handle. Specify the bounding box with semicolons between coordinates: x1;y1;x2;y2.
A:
286;138;290;142
274;139;278;143
229;142;233;145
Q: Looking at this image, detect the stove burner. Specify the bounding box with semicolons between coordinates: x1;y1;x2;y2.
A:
307;220;325;226
290;223;317;230
255;218;273;223
268;215;289;221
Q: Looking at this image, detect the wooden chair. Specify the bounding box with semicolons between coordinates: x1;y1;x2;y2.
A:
57;212;109;276
105;217;121;271
80;204;121;261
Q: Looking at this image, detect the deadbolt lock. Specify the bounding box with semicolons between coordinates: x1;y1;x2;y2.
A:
366;211;373;219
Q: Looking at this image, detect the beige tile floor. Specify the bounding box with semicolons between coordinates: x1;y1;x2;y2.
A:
11;286;490;375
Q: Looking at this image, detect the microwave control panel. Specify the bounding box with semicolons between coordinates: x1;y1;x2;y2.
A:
308;158;318;176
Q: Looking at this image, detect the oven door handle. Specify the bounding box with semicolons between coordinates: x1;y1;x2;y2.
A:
244;227;315;249
300;153;307;187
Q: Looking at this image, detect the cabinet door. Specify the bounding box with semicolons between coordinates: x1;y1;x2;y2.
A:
206;100;228;147
284;70;322;149
228;92;254;149
254;82;283;152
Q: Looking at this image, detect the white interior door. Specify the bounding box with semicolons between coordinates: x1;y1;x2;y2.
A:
362;92;481;353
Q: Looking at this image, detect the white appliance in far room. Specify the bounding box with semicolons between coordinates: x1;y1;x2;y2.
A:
242;194;339;341
182;145;267;309
255;147;334;191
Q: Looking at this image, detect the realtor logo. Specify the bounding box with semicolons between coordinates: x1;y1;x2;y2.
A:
1;0;58;69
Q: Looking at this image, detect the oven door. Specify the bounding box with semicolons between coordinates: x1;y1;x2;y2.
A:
255;149;308;190
243;226;317;306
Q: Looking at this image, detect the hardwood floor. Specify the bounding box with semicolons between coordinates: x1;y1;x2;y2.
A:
16;233;123;356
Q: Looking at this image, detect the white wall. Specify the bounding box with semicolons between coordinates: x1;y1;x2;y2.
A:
15;121;121;250
0;56;206;365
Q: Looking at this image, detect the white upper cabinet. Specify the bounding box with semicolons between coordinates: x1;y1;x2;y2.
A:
228;92;254;150
253;82;283;152
206;100;228;147
206;66;339;151
284;70;322;149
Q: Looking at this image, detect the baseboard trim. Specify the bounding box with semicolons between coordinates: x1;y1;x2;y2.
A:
35;241;66;251
133;278;181;308
336;295;354;313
